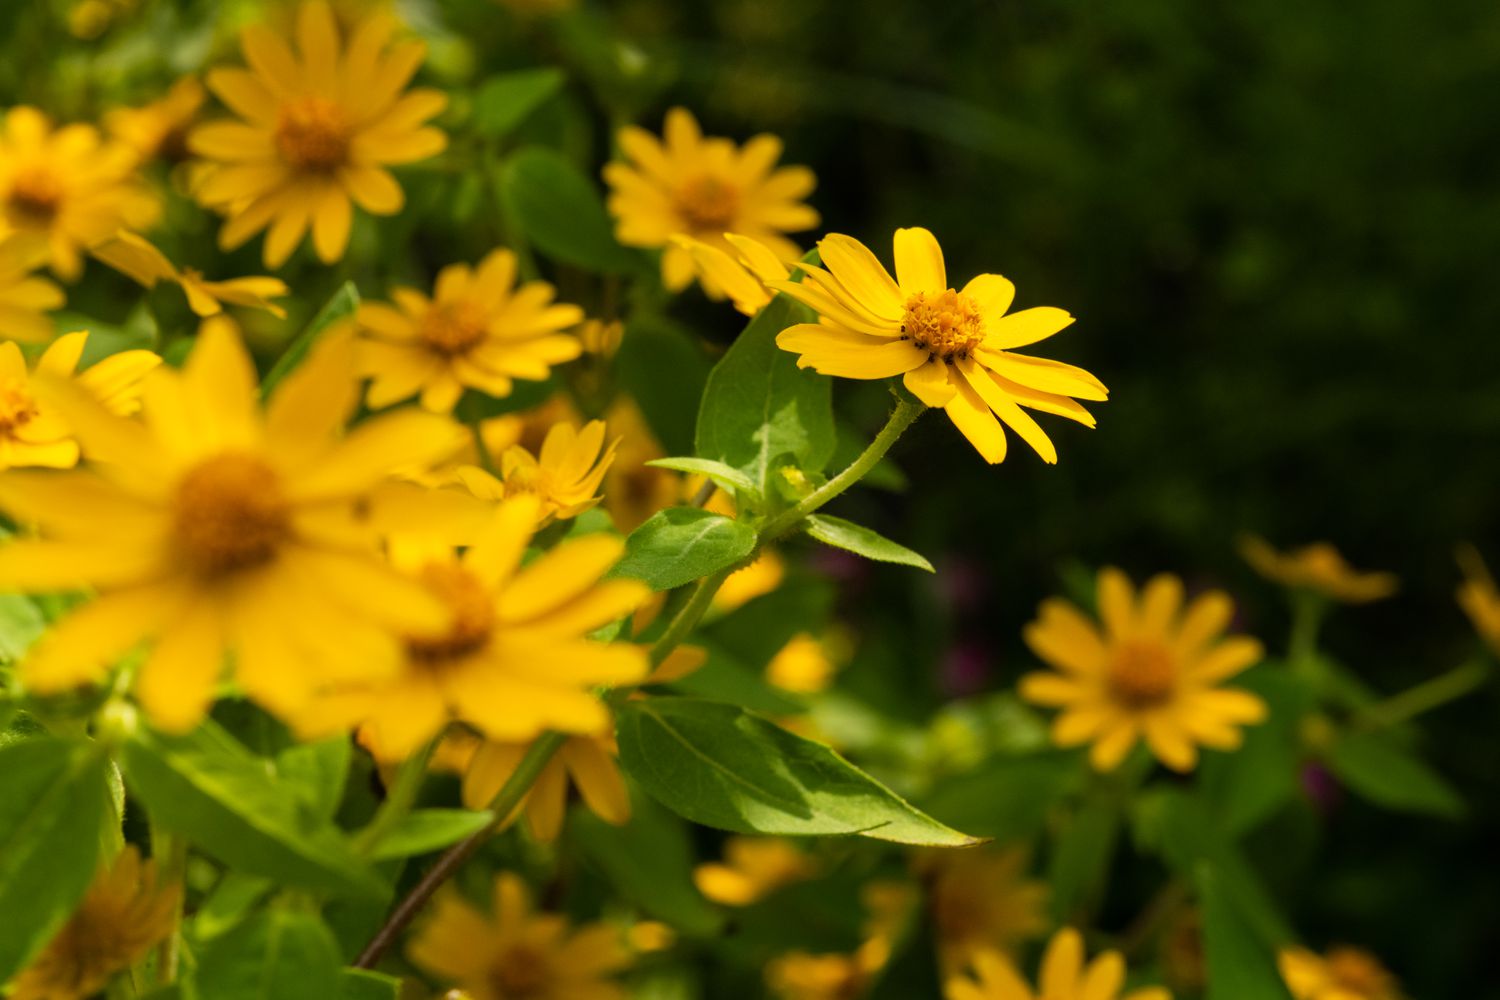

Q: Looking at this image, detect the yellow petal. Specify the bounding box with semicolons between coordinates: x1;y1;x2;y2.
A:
892;226;946;296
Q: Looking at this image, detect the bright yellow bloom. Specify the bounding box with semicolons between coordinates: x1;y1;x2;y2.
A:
0;108;159;280
461;725;630;842
191;1;448;267
577;318;624;358
712;549;785;613
92;230;288;318
409;872;631;1000
355;248;584;412
1019;568;1267;772
1279;946;1403;1000
771;228;1106;464
693;836;818;906
1240;536;1397;604
1456;546;1500;657
105;76;207;163
0;235;64;343
946;930;1170;1000
454;420;616;524
604;107;817;292
10;846;180;1000
922;847;1049;971
766;632;838;694
0;325;461;730
672;232;790;313
0;332;160;471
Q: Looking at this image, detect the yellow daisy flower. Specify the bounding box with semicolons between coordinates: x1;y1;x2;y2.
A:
355;248;584;412
190;1;448;267
672;231;790;315
0;107;159;281
1456;546;1500;657
1019;568;1268;772
693;836;818;907
766;632;840;694
945;930;1171;1000
460;725;630;842
770;227;1106;464
1240;536;1398;604
105;76;207;163
0;324;461;730
767;946;884;1000
454;419;616;524
10;846;180;1000
1279;945;1403;1000
922;847;1049;971
91;230;289;318
408;872;631;1000
577;318;624;358
0;331;160;471
0;235;64;343
604;107;818;291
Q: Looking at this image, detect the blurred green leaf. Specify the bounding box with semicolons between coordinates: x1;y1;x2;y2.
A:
196;909;342;1000
1200;668;1310;835
1326;731;1464;819
1047;797;1118;923
260;282;358;397
666;642;807;716
921;750;1081;842
1199;865;1294;1000
472;68;565;138
616;316;712;457
367;809;494;861
615;507;757;591
194;872;273;941
499;147;638;273
803;514;933;572
0;593;44;661
275;735;351;823
339;969;401;1000
647;457;758;497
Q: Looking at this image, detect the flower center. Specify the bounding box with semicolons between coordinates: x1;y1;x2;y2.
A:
1106;640;1177;708
418;301;489;357
172;452;292;576
489;943;551;998
6;166;64;224
1324;950;1391;996
405;563;496;667
0;379;38;434
901;290;985;363
674;174;740;231
274;97;351;171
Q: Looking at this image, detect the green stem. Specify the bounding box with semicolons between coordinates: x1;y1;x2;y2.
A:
1355;660;1489;732
1287;591;1326;678
151;825;187;984
354;737;438;857
469;418;498;475
648;567;734;669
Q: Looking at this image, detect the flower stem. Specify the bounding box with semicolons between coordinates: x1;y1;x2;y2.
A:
1287;591;1327;680
151;824;187;984
354;737;438;857
1354;660;1489;732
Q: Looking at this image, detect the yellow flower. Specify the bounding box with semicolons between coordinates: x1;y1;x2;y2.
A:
771;228;1106;464
577;318;624;358
1019;568;1267;772
1456;546;1500;657
1;332;160;471
301;499;649;757
92;230;289;318
0;324;461;730
190;1;448;267
409;872;631;1000
454;420;617;524
600;398;680;533
766;632;839;694
355;248;584;412
945;930;1170;1000
10;846;180;1000
712;549;785;613
105;76;207;163
672;232;790;315
1240;536;1397;604
1279;945;1403;1000
604;107;817;292
0;107;159;281
767;946;884;1000
461;725;630;842
693;836;818;906
922;847;1049;971
0;235;64;343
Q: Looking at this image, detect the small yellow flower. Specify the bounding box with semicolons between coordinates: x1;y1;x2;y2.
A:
771;227;1106;464
0;107;159;280
767;946;884;1000
1019;568;1267;772
191;1;448;267
105;76;207;163
1456;546;1500;657
1279;945;1403;1000
460;725;630;842
0;324;461;730
577;318;624;358
408;872;631;1000
355;248;584;412
712;549;785;613
945;930;1171;1000
766;632;839;694
672;232;790;315
0;235;64;343
600;398;681;532
604;107;817;292
92;230;289;318
921;847;1049;971
0;332;160;471
10;846;180;1000
1240;536;1397;604
454;420;617;524
693;836;818;906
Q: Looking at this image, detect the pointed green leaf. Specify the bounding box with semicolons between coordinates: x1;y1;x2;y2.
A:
472;68;565;138
0;593;44;661
645;457;758;496
275;735;351;823
614;507;757;591
1326;731;1464;819
500;147;638;272
196;909;342;1000
339;969;401;1000
260;282;358;396
803;514;933;572
367;808;494;861
1199;865;1295;1000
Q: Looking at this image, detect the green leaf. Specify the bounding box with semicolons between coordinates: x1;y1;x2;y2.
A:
666;643;807;716
614;507;757;591
472;68;565;138
616;697;980;846
275;735;351;823
1047;797;1119;922
803;514;933;572
121;721;385;900
0;738;107;981
1199;865;1295;1000
196;909;342;1000
261;282;359;396
694;289;836;497
921;751;1081;842
339;969;402;1000
194;872;274;940
616;316;712;457
1326;731;1464;819
646;457;758;496
368;808;494;861
0;593;44;661
1200;668;1309;835
499;147;638;273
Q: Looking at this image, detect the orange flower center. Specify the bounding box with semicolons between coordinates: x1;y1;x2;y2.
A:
405;563;495;667
1106;640;1177;708
0;379;38;435
488;943;551;998
674;174;740;231
172;452;292;576
6;166;64;223
900;290;984;362
1324;949;1393;997
418;301;490;357
274;96;351;171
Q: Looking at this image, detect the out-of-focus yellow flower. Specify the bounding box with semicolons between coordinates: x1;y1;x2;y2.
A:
601;398;680;533
693;836;817;906
105;77;206;163
772;228;1105;465
0;325;462;730
577;318;624;358
766;631;838;694
1240;536;1397;604
626;921;676;953
604;107;817;292
1456;546;1500;657
921;847;1048;971
409;872;631;1000
355;248;583;412
1279;945;1403;1000
10;846;180;1000
0;108;159;281
712;549;785;613
460;724;629;842
672;232;790;315
1019;568;1267;772
945;930;1171;1000
454;420;616;524
0;332;160;471
766;881;913;1000
92;230;288;318
0;236;64;342
191;1;447;267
